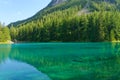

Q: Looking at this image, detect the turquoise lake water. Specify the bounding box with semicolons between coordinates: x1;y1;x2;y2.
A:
0;43;120;80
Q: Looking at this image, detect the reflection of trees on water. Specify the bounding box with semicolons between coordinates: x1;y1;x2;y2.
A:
4;43;120;80
0;45;11;63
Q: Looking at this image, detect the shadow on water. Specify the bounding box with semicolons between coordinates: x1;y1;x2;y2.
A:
0;42;120;80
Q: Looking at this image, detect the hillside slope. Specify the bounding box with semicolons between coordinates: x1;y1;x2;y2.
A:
9;0;120;27
9;0;120;42
9;0;67;27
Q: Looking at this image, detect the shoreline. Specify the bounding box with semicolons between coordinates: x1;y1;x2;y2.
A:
0;40;14;44
0;41;120;44
112;41;120;42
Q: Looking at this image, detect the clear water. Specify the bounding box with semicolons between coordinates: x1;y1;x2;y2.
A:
0;43;120;80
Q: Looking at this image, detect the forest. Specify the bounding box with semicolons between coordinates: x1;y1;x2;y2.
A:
0;24;11;42
9;11;120;42
1;0;120;42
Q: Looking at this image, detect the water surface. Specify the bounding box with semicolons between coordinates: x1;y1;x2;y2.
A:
0;43;120;80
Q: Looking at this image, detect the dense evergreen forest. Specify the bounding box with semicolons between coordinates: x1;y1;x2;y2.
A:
9;11;120;42
1;0;120;42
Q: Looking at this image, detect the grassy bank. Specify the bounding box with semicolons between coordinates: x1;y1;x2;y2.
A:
0;40;14;44
112;41;120;42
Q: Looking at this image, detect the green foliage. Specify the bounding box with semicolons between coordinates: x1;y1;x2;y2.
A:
9;0;120;27
10;11;120;42
0;23;11;42
9;0;120;42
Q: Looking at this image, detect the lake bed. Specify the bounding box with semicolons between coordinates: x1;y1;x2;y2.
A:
0;43;120;80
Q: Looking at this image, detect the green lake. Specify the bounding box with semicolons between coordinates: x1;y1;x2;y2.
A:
0;43;120;80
